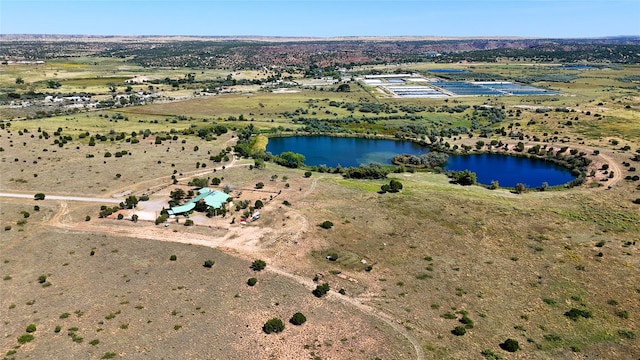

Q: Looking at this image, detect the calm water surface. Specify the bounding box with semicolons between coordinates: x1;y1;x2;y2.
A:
266;136;575;187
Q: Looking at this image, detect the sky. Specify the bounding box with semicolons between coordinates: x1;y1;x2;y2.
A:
1;0;638;38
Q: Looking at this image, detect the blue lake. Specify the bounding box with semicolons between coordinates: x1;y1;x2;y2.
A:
266;136;575;187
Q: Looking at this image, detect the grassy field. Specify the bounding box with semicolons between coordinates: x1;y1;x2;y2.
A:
1;58;639;359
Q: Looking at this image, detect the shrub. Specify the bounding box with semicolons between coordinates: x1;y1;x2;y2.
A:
101;353;117;359
618;329;636;339
37;275;47;284
312;283;330;298
460;315;474;328
499;338;520;352
304;171;312;178
480;349;503;360
184;219;194;226
169;254;177;261
452;326;467;336
289;312;307;325
85;215;91;221
17;334;34;344
442;312;457;319
117;213;124;220
203;260;215;268
250;259;266;271
4;225;11;231
615;310;629;319
26;324;37;333
262;318;285;334
247;277;257;286
255;182;264;189
320;221;334;229
564;308;592;321
34;193;45;200
54;325;62;333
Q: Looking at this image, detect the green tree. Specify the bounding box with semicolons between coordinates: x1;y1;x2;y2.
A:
320;221;334;229
304;171;312;178
254;199;264;209
125;195;138;209
289;312;307;325
336;84;350;92
250;259;266;271
203;260;215;268
34;193;45;200
262;318;285;334
247;277;257;286
452;326;466;336
313;283;330;298
278;152;305;168
500;338;520;352
389;179;403;192
449;170;476;186
255;182;264;189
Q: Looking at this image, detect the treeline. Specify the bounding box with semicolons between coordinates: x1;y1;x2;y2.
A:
435;44;640;64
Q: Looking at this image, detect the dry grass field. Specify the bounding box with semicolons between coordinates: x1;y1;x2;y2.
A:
1;57;639;360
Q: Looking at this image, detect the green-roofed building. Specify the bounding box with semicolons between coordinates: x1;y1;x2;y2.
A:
167;188;230;216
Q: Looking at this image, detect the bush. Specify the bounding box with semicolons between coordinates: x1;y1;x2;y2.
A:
304;171;312;178
452;326;467;336
203;260;215;268
289;312;307;325
26;324;37;333
247;277;257;286
250;259;266;271
320;220;334;229
499;338;520;352
312;283;330;298
255;182;264;189
564;308;592;321
262;318;285;334
184;219;194;226
37;275;47;284
85;215;91;221
169;254;177;261
34;193;45;200
17;334;34;344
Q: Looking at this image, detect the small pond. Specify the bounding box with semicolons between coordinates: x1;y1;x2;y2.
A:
266;136;576;187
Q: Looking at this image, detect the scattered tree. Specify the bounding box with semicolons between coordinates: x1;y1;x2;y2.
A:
203;260;215;268
289;312;307;325
247;277;257;286
312;283;330;298
250;259;266;271
169;254;177;261
262;318;285;334
500;338;520;352
452;326;467;336
34;193;45;200
320;221;334;229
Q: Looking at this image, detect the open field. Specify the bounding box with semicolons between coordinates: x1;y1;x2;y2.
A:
1;42;640;359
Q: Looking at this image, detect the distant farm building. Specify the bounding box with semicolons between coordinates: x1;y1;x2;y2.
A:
167;188;230;216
